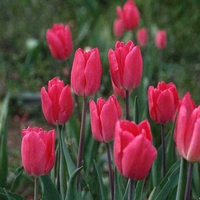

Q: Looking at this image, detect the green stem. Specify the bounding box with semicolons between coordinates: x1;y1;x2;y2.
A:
128;179;134;200
161;124;166;177
184;162;194;200
106;143;114;200
34;177;39;200
125;90;129;120
76;97;87;188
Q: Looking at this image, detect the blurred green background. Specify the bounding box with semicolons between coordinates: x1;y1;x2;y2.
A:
1;0;200;102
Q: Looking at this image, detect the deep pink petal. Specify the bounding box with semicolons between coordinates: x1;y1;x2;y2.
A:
41;87;55;125
58;85;74;124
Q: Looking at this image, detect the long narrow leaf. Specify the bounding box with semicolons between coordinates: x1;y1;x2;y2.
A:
154;160;180;200
114;168;123;200
0;187;25;200
0;93;10;187
40;175;61;200
134;179;145;200
175;158;187;200
93;160;107;200
10;167;24;192
60;127;76;178
65;167;83;200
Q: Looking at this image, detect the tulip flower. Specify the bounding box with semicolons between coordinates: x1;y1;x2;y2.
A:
114;119;157;180
137;28;148;47
148;81;179;125
116;0;140;30
174;92;200;162
46;23;73;60
89;95;122;143
71;47;102;97
113;19;124;38
21;127;56;177
41;77;74;125
155;30;167;50
108;40;143;91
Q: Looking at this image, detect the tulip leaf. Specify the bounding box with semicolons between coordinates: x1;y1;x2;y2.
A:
192;162;200;199
60;126;76;177
0;93;10;187
0;187;25;200
175;158;187;200
151;144;162;187
122;179;130;200
114;168;123;200
93;160;107;200
153;160;180;200
65;166;83;200
134;179;145;200
40;175;61;200
166;121;176;171
10;166;24;192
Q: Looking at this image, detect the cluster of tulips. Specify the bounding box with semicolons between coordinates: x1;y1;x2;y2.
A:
18;0;199;200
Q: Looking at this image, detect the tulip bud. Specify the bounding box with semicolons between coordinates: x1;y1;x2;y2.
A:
113;19;124;38
116;0;140;30
41;77;74;125
21;127;56;177
155;30;167;50
46;23;73;60
114;120;157;180
108;40;143;90
71;47;102;97
89;95;122;143
148;81;179;125
137;28;148;47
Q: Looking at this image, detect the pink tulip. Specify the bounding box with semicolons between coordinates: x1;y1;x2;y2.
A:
148;81;179;124
46;23;73;60
113;19;124;38
41;77;74;125
21;127;56;177
108;40;143;90
116;0;140;30
89;95;122;143
137;28;148;47
155;30;167;50
174;92;200;162
114;120;157;180
71;47;102;97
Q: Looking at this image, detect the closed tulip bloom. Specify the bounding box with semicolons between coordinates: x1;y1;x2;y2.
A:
137;28;148;47
46;23;73;60
155;30;167;50
148;81;179;125
41;77;74;125
89;95;122;143
116;0;140;30
113;19;124;38
71;48;102;97
108;40;143;90
114;120;157;180
21;127;56;177
174;92;200;162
